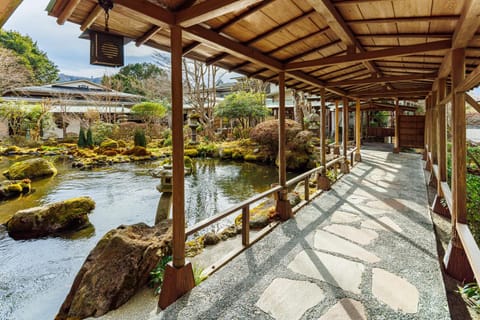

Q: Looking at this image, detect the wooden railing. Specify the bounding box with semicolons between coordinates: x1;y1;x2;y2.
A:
185;147;358;276
427;152;480;282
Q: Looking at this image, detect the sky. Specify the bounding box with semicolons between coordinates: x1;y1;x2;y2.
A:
3;0;157;78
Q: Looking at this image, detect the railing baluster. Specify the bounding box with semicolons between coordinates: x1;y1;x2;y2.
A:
304;176;310;201
242;205;250;246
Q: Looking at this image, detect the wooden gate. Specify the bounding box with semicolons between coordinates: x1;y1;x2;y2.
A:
398;115;425;148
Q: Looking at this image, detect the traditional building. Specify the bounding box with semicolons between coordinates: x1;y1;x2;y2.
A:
0;80;142;138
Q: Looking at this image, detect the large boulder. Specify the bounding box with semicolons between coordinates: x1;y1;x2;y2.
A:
6;197;95;240
0;179;31;200
56;221;172;320
3;158;57;180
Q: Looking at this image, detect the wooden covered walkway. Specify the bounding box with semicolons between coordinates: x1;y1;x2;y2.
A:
32;0;480;312
160;147;448;319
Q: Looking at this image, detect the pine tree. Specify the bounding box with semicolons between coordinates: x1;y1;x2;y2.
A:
78;127;87;147
86;127;94;147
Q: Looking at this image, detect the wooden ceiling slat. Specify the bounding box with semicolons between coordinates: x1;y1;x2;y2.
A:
216;0;275;32
286;40;452;70
327;73;438;87
347;15;459;25
245;9;316;45
283;39;343;63
177;0;263;28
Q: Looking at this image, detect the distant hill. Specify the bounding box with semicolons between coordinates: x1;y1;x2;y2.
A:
57;74;102;84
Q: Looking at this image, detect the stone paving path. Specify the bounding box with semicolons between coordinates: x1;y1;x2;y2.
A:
161;149;450;320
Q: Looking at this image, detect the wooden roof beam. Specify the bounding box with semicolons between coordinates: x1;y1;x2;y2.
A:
286;40;452;70
136;26;162;47
80;4;102;31
248;68;269;78
177;0;263;28
115;0;175;26
266;27;330;55
206;53;229;66
284;39;343;63
216;0;275;32
57;0;81;25
182;42;201;55
435;0;480;88
307;0;378;74
245;9;317;45
457;63;480;92
327;73;438;87
356;33;453;39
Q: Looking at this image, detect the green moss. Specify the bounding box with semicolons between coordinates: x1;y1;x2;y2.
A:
244;153;262;162
3;158;57;180
220;148;233;159
184;149;199;157
100;139;119;149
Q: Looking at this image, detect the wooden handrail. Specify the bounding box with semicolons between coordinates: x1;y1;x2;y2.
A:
457;223;480;282
440;182;452;211
185;185;282;236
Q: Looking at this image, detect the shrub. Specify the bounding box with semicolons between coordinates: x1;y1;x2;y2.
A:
90;121;117;145
291;130;313;152
134;129;147;147
250;119;302;154
86;127;94;147
78;127;87;148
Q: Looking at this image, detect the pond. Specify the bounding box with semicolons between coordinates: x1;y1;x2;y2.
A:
0;157;284;320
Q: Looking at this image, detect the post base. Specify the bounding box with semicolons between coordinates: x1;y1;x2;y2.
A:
158;262;195;310
432;195;450;218
317;175;331;191
341;161;350;174
422;149;427;161
393;147;400;154
276;199;293;221
444;241;474;282
354;152;362;162
333;145;340;155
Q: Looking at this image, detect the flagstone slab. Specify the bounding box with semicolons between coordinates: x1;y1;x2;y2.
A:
288;250;365;294
323;224;379;245
319;298;367;320
372;268;419;314
255;278;324;320
361;216;403;233
330;211;361;224
314;230;381;263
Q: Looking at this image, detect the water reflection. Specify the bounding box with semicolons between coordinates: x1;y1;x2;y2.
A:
0;157;282;320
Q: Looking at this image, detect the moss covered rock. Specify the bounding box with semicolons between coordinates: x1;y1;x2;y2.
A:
6;196;96;240
0;179;31;200
100;139;119;149
3;158;57;180
184;149;199;157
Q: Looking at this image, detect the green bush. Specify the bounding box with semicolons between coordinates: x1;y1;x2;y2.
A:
250;119;301;154
91;121;117;145
134;129;147;147
86;127;94;147
78;127;87;148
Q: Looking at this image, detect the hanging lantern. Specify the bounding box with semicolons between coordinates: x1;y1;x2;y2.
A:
90;0;124;67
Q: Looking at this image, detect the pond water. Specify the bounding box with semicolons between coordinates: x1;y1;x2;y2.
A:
0;157;283;320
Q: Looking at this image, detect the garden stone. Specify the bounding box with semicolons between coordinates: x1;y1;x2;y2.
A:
6;196;95;240
3;157;57;180
56;221;172;320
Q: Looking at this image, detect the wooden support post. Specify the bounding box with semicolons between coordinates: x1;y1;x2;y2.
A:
159;25;195;310
276;72;292;220
394;99;400;153
423;96;429;161
341;97;350;173
242;205;250;246
432;78;450;217
355;98;362;161
444;48;474;282
431;91;438;164
318;88;330;190
424;96;432;168
334;100;340;155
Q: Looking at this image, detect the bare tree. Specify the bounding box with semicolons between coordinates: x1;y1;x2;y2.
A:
0;48;32;93
183;58;225;137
